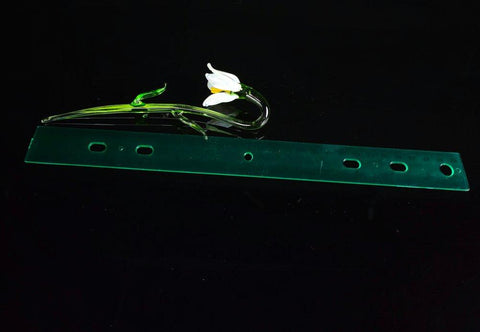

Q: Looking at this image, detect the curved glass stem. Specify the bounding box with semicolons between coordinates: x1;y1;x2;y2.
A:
41;84;270;134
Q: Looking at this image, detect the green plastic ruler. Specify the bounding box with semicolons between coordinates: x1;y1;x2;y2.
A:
25;126;469;191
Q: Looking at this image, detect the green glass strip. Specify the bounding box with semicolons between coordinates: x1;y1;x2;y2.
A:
25;126;469;191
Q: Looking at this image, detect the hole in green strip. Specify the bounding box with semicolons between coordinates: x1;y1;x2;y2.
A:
390;161;408;172
88;142;106;152
244;152;253;161
136;145;154;155
440;163;454;177
343;158;361;169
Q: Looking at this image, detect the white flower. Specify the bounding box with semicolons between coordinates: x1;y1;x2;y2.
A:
202;63;243;107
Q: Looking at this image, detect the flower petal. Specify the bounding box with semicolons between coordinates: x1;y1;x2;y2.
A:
207;63;240;83
202;92;239;107
205;73;242;92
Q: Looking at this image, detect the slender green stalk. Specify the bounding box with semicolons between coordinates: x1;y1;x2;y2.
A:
41;84;270;133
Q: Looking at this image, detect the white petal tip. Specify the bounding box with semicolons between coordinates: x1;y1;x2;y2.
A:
202;92;239;107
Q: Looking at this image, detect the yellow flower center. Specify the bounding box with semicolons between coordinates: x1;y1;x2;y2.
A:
210;87;231;94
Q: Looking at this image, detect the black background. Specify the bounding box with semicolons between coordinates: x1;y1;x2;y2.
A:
5;1;480;330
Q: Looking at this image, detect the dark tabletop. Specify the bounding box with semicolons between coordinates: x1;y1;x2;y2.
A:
5;1;480;331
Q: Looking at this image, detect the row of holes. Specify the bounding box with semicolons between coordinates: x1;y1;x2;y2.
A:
88;143;454;177
90;142;251;160
89;142;154;155
343;158;454;177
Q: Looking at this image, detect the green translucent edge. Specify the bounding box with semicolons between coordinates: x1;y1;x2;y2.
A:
25;126;470;191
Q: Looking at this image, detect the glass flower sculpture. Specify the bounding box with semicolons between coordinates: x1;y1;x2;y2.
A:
41;63;270;139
